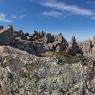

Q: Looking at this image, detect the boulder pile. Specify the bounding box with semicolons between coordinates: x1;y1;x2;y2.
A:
0;25;83;56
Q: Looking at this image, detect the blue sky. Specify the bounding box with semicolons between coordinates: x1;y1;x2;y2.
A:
0;0;95;41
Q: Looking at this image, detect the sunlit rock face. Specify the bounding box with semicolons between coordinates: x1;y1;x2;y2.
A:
79;37;95;57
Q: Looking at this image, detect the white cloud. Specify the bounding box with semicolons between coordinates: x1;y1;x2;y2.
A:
19;15;25;19
0;13;12;22
11;14;25;19
11;15;17;19
91;16;95;19
41;0;94;16
0;13;25;23
42;11;62;17
32;0;95;19
0;13;5;20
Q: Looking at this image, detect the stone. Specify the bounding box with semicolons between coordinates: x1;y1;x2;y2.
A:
14;39;36;55
79;37;95;57
0;50;93;95
0;25;91;56
66;36;83;56
82;40;92;56
54;33;63;43
0;25;14;45
54;33;68;50
43;33;68;52
44;33;52;44
14;39;46;55
43;44;50;51
0;26;3;30
48;43;54;51
35;44;46;55
56;45;61;52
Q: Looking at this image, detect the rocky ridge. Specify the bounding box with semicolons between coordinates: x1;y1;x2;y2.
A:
0;25;95;95
0;25;82;56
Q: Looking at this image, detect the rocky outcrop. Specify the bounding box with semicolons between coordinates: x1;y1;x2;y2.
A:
1;24;95;56
80;40;92;56
32;30;46;40
54;33;68;52
44;33;68;52
79;37;95;57
66;36;83;56
0;25;69;55
0;46;94;95
13;27;68;54
14;39;37;55
0;25;14;45
0;25;95;95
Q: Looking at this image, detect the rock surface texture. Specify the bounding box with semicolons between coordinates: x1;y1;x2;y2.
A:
79;37;95;57
0;46;94;95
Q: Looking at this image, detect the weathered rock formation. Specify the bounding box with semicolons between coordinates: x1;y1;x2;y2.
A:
0;25;14;45
66;36;83;56
79;37;95;57
0;25;69;56
44;33;68;52
0;46;94;95
0;25;93;57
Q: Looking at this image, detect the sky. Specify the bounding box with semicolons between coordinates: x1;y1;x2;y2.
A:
0;0;95;41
